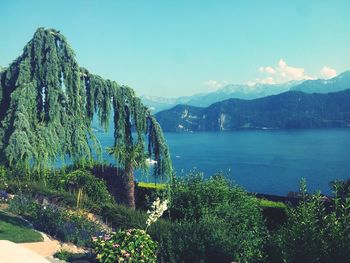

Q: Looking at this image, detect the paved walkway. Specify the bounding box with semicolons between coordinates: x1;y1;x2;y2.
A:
20;239;61;258
0;210;89;262
1;231;88;262
0;240;51;263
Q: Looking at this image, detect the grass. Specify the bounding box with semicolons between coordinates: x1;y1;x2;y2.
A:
137;181;166;190
0;210;43;243
259;199;288;209
54;250;96;262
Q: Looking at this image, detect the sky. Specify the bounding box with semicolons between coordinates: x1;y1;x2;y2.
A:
0;0;349;97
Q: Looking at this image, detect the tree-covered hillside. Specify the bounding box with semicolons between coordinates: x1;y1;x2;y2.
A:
156;90;350;132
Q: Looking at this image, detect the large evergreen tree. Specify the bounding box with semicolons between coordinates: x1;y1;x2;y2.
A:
0;28;172;207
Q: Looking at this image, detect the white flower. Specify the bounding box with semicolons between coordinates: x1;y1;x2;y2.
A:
145;198;168;230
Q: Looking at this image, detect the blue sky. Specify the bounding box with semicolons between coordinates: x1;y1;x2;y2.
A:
0;0;349;97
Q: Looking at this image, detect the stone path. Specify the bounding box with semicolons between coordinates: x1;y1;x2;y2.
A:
20;240;61;258
0;209;90;262
1;229;89;262
0;240;51;263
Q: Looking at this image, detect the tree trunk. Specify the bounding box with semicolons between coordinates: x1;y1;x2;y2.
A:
124;161;135;209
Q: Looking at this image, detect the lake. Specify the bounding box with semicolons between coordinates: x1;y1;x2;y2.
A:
96;128;350;196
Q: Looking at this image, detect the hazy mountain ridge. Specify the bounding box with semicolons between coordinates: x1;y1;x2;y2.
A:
142;72;350;112
291;71;350;93
155;89;350;132
141;81;302;112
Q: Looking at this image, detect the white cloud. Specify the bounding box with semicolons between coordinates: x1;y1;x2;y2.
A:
254;59;315;84
260;77;275;84
204;80;228;90
320;66;337;79
247;81;257;87
259;66;276;74
278;59;306;80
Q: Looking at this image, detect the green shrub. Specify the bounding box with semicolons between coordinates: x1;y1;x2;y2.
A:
258;199;288;231
136;182;166;210
273;181;350;263
0;165;8;190
101;203;148;230
93;229;158;263
8;194;38;215
8;195;104;247
259;199;287;209
60;169;113;208
330;178;350;200
54;250;96;262
163;173;267;263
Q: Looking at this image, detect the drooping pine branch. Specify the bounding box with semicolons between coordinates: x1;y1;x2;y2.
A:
0;27;172;178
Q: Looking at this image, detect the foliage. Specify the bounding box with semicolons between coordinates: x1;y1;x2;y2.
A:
93;229;158;263
137;182;166;190
259;199;288;231
60;169;113;208
0;210;43;243
273;181;350;263
156;90;350;132
100;203;148;230
136;182;166;210
164;173;267;263
0;165;8;190
53;250;96;262
330;178;350;199
259;199;287;209
0;27;171;182
3;166;114;211
8;195;103;247
146;197;168;230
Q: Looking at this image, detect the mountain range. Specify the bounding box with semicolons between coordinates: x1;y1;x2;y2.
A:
155;89;350;132
142;71;350;112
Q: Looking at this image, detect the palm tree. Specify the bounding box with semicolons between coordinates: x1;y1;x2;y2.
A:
108;142;148;208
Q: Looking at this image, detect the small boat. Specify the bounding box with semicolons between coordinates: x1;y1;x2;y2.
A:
145;158;157;165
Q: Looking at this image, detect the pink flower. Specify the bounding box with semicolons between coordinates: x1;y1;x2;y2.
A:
104;235;111;241
113;243;120;248
125;253;131;258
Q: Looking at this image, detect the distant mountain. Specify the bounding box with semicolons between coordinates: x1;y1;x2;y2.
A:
155;89;350;132
180;81;303;106
140;96;178;112
141;80;302;112
142;71;350;112
291;71;350;93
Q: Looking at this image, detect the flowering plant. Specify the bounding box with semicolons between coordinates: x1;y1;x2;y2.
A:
92;229;157;263
146;197;168;230
0;190;9;203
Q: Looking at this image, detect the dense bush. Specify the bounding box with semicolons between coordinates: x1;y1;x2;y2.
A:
135;182;166;210
54;250;96;262
259;199;288;231
0;165;8;190
93;229;158;263
58;169;114;208
8;164;350;262
94;195;167;262
100;203;148;230
331;178;350;199
8;195;104;247
162;173;267;263
273;183;350;263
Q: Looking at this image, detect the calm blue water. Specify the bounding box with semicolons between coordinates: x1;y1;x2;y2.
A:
95;129;350;196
